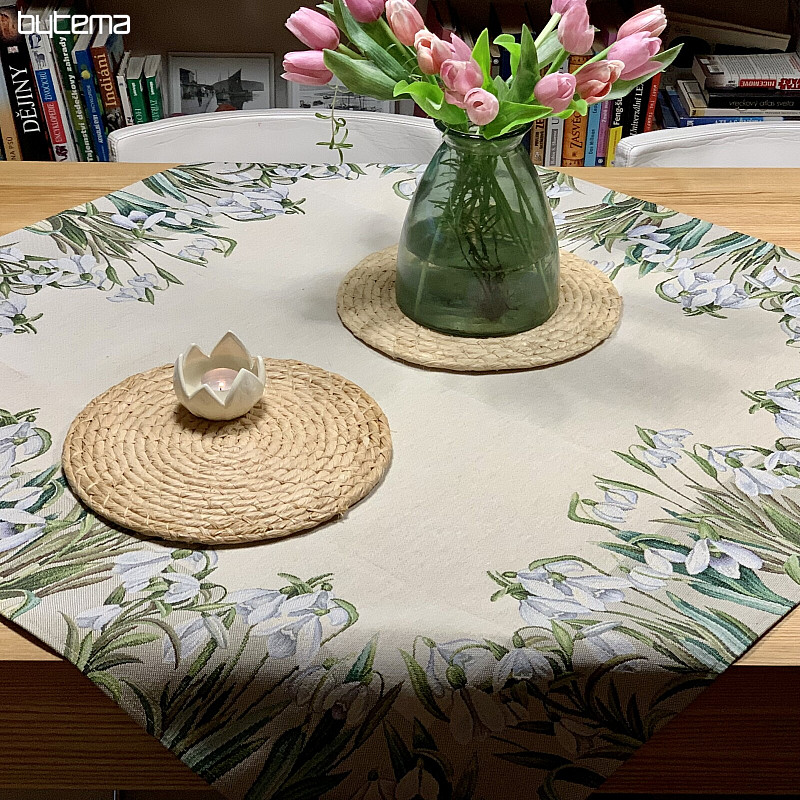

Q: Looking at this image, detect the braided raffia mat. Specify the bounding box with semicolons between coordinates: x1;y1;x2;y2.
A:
62;361;392;545
337;247;622;372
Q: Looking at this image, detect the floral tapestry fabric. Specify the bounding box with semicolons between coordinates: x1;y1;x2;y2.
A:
1;162;799;800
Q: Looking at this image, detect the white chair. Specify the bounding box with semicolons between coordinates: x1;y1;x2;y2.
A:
108;109;442;164
614;121;800;167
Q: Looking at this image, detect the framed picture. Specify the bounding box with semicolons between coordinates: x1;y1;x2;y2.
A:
168;53;275;115
287;77;396;114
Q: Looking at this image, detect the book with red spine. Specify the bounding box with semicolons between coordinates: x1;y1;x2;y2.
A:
90;29;126;134
644;71;662;132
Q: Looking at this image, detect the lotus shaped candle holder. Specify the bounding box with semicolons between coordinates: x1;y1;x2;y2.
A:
173;331;266;421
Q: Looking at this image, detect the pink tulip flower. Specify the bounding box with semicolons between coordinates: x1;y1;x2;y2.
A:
608;31;661;79
415;30;455;75
386;0;425;46
551;0;584;14
449;32;474;62
534;71;577;113
464;87;499;125
617;5;667;39
344;0;385;24
557;3;594;55
575;59;624;103
441;58;484;103
282;50;333;86
285;8;340;51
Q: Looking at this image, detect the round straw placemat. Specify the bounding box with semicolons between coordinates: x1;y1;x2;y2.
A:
337;247;622;373
62;360;392;545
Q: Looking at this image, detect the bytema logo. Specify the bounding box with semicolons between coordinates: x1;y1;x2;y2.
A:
17;12;131;36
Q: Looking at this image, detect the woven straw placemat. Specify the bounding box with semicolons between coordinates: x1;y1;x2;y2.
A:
62;360;392;545
337;247;622;372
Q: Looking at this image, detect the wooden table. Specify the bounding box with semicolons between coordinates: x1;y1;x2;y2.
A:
0;163;798;795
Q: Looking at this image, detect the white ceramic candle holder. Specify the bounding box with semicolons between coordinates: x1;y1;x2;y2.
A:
173;331;266;421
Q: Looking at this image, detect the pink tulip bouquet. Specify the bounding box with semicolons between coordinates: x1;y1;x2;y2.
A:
283;0;680;139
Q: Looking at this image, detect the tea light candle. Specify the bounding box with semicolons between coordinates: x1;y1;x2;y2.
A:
173;332;267;421
202;367;239;393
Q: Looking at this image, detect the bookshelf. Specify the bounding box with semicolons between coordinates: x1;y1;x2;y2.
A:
88;0;795;108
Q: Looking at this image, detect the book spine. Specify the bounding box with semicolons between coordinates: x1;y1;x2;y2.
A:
583;101;602;166
704;92;800;110
595;100;610;166
127;74;149;123
91;45;124;133
0;41;20;159
560;54;589;167
643;72;662;132
680;115;771;126
145;73;163;121
529;118;547;166
74;47;109;161
605;125;622;165
605;97;625;165
117;69;134;125
544;117;563;167
0;13;51;161
52;29;95;161
26;32;76;161
624;81;647;137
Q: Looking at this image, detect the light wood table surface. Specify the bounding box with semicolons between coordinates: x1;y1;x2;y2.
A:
0;163;797;794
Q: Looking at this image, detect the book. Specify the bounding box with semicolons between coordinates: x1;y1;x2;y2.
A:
72;32;109;161
623;80;647;138
595;100;611;166
116;50;133;125
51;2;95;161
657;90;678;128
701;87;800;111
693;53;800;91
544;116;563;167
0;4;52;160
529;118;546;166
25;6;77;161
90;29;126;133
561;54;590;167
606;97;625;165
143;54;164;121
664;85;777;126
0;18;19;160
125;54;149;124
679;79;800;116
605;124;622;164
643;72;662;132
583;101;602;166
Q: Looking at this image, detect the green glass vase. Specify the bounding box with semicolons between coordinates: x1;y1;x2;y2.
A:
396;126;560;337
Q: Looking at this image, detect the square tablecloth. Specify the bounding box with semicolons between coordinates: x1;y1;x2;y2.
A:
1;162;799;800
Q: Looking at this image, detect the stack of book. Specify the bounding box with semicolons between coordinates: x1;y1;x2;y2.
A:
0;1;166;162
658;52;800;129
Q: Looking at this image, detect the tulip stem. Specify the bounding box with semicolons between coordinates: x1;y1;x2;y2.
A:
546;47;568;74
534;12;560;49
336;43;363;59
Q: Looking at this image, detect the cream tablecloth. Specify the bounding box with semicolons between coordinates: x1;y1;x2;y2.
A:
1;162;799;800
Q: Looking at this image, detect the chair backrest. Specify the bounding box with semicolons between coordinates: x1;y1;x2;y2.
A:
615;122;800;167
109;109;442;164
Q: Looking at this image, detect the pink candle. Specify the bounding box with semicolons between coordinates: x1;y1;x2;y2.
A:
201;368;239;392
